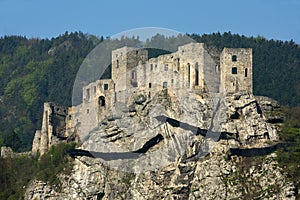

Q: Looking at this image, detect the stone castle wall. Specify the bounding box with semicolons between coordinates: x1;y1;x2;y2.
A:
31;43;253;156
32;102;68;156
220;48;253;94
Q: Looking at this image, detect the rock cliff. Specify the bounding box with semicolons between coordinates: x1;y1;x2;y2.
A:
25;90;296;199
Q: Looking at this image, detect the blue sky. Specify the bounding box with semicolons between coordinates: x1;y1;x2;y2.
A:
0;0;300;43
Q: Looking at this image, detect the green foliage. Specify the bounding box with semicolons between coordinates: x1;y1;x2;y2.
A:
0;155;38;200
36;142;76;188
0;132;3;148
0;32;99;151
278;107;300;142
121;173;135;186
0;142;75;199
276;107;300;197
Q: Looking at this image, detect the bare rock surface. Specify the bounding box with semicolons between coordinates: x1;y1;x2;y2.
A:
25;92;296;199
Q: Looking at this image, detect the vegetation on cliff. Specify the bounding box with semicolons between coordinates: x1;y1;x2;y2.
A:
277;106;300;196
0;142;75;199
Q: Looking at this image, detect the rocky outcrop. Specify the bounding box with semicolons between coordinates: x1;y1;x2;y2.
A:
255;96;284;124
25;146;296;199
25;91;296;199
222;94;279;147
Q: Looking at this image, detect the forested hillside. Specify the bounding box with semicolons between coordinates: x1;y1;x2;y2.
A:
0;31;299;152
0;32;102;151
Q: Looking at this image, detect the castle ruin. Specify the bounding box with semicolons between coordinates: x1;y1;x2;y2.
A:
31;42;253;156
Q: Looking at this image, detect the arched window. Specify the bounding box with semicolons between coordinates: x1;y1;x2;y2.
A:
99;96;106;107
232;55;237;62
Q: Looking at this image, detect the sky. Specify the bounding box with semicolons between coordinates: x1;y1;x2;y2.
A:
0;0;300;43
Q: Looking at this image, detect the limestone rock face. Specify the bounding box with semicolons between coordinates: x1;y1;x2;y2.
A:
222;94;279;146
255;95;284;124
25;92;296;199
25;151;295;200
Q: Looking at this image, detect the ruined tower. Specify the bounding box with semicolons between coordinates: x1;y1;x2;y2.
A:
32;102;68;156
111;47;148;92
220;48;253;94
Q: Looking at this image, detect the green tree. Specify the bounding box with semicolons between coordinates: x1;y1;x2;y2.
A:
0;132;3;147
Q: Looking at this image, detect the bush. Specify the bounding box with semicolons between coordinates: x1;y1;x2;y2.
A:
36;142;76;188
0;142;75;199
276;107;300;197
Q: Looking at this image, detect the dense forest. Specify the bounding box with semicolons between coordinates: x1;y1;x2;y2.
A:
0;32;102;152
0;31;299;152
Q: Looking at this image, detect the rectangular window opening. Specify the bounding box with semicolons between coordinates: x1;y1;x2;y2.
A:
195;62;199;86
187;63;190;85
232;67;238;74
86;88;90;99
104;84;109;90
132;71;136;80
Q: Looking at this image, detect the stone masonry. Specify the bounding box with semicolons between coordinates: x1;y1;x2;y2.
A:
31;42;253;156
